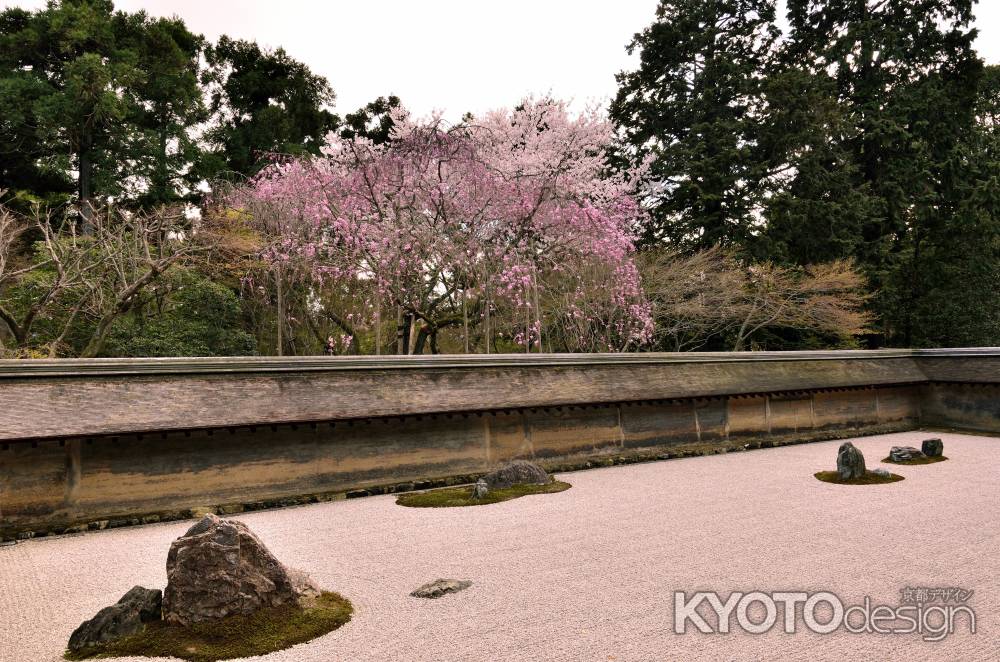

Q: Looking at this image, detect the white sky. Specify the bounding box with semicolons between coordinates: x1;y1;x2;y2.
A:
3;0;1000;119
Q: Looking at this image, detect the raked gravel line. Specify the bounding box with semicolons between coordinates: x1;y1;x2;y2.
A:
1;430;997;662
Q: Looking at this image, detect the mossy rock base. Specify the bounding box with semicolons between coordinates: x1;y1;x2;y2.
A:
882;455;949;465
396;480;571;507
64;591;352;662
814;470;904;485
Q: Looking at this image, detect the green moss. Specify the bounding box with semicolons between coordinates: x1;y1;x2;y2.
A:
396;480;572;508
814;470;905;485
882;455;949;465
64;592;352;662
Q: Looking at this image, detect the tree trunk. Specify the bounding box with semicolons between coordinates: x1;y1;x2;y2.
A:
413;325;429;355
275;268;284;356
396;307;411;355
462;287;469;353
79;126;94;234
155;125;169;204
532;266;543;353
484;275;491;354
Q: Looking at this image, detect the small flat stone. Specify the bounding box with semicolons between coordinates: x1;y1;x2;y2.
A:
871;468;891;478
410;579;472;599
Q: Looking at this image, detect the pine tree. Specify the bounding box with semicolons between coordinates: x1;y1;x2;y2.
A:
116;12;207;207
0;0;139;215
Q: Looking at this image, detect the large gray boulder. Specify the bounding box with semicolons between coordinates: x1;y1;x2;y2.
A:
922;438;944;457
481;460;551;490
837;442;866;479
68;586;162;652
162;515;318;625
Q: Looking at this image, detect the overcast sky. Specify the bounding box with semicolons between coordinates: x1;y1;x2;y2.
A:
4;0;1000;119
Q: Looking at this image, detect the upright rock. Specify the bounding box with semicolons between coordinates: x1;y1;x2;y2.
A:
922;438;944;458
162;515;318;625
837;442;866;480
481;460;551;490
68;586;162;652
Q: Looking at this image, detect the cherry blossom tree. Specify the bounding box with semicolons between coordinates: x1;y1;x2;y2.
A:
231;98;652;354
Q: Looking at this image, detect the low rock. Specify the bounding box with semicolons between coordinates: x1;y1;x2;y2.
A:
162;514;318;625
890;446;924;462
481;460;551;490
472;479;489;499
871;468;891;478
922;438;944;458
837;442;866;480
68;586;162;652
410;579;472;599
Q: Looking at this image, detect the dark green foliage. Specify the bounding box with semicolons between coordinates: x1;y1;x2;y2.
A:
115;12;207;207
0;0;134;210
782;0;985;345
102;270;256;357
615;0;999;347
611;0;780;248
199;36;339;180
339;95;401;144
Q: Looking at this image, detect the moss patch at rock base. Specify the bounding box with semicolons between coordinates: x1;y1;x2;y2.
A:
814;470;905;485
396;480;571;508
882;455;949;465
64;591;352;662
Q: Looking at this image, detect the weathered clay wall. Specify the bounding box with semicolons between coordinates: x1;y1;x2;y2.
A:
1;384;922;540
1;349;997;540
920;383;1000;433
0;351;927;441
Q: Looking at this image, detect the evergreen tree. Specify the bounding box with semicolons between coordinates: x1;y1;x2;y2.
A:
886;64;1000;347
783;0;983;344
610;0;780;249
115;12;207;207
0;0;140;215
339;95;401;144
199;36;339;181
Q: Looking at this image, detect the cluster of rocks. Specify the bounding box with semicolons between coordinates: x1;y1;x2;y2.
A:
472;459;551;499
890;438;944;462
833;437;945;480
68;514;320;653
67;463;554;650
